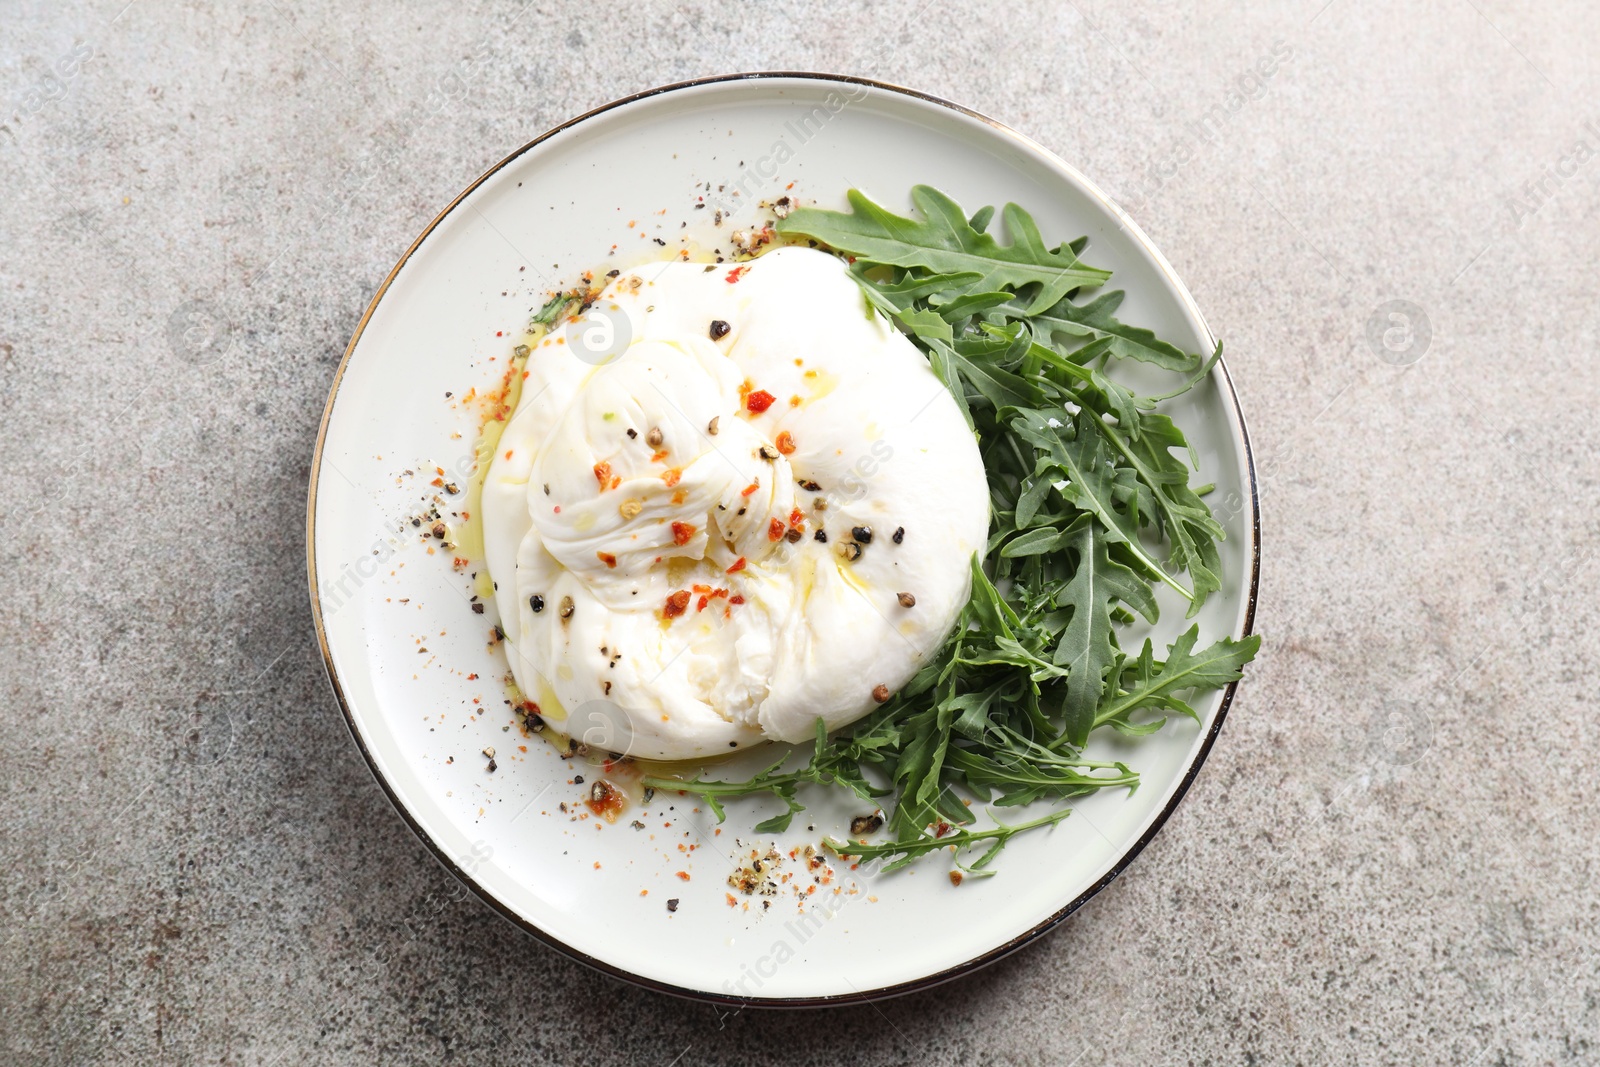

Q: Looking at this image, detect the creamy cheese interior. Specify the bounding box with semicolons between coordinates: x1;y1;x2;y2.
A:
480;246;988;761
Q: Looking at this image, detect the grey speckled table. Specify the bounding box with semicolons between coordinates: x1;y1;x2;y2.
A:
4;1;1599;1064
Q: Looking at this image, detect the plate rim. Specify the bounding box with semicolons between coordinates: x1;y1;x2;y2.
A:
304;69;1262;1008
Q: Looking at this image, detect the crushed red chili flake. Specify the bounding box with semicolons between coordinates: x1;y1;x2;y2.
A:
740;481;760;497
726;557;747;574
725;265;748;283
934;821;953;838
661;468;682;488
775;430;796;454
663;590;691;618
597;552;617;568
696;595;709;612
729;594;745;605
593;461;612;488
671;521;695;545
788;507;804;528
745;390;776;414
767;518;785;541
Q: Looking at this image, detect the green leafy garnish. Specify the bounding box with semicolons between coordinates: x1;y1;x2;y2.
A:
825;808;1074;874
644;186;1258;872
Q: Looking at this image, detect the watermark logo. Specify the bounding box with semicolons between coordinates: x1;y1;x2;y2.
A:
567;698;637;763
564;305;632;366
1367;700;1434;766
1364;299;1431;366
166;299;236;366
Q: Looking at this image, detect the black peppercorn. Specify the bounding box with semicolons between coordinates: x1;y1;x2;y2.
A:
709;319;731;340
851;525;873;544
530;594;544;613
813;529;828;543
892;526;905;544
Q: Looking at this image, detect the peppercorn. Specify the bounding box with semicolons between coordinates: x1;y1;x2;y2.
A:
707;416;720;436
758;444;779;460
709;319;730;339
431;522;447;539
840;541;861;562
813;529;827;543
892;526;905;544
785;528;803;543
559;595;575;619
897;592;916;608
850;813;884;835
871;684;890;703
646;426;664;448
530;594;544;613
851;525;873;544
798;479;821;492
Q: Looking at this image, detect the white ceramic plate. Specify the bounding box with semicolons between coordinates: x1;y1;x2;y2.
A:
307;73;1259;1005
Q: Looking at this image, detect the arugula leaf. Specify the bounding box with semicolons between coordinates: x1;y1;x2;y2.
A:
825;808;1072;873
1007;289;1200;371
1093;628;1262;735
1053;522;1158;746
640;184;1259;874
778;186;1111;313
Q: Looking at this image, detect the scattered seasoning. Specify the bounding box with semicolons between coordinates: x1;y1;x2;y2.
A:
740;481;760;497
850;812;884;836
626;427;637;439
593;461;612;488
530;594;545;613
813;529;828;543
482;746;496;759
775;431;796;455
745;390;776;414
671;521;695;545
709;319;730;340
785;528;803;543
726;557;747;574
486;758;497;773
767;518;786;541
893;526;905;544
758;444;779;461
949;871;964;887
646;426;664;448
471;603;484;614
559;595;575;620
586;779;626;821
443;482;459;495
619;499;643;520
597;552;618;568
871;684;891;703
851;525;873;544
666;898;680;912
897;592;917;608
798;479;821;492
707;416;720;436
430;522;447;539
840;541;862;562
663;590;691;618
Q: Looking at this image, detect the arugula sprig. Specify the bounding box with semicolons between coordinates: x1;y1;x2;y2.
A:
643;186;1258;872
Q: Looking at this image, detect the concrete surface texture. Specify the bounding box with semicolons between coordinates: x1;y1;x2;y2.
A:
3;0;1597;1063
